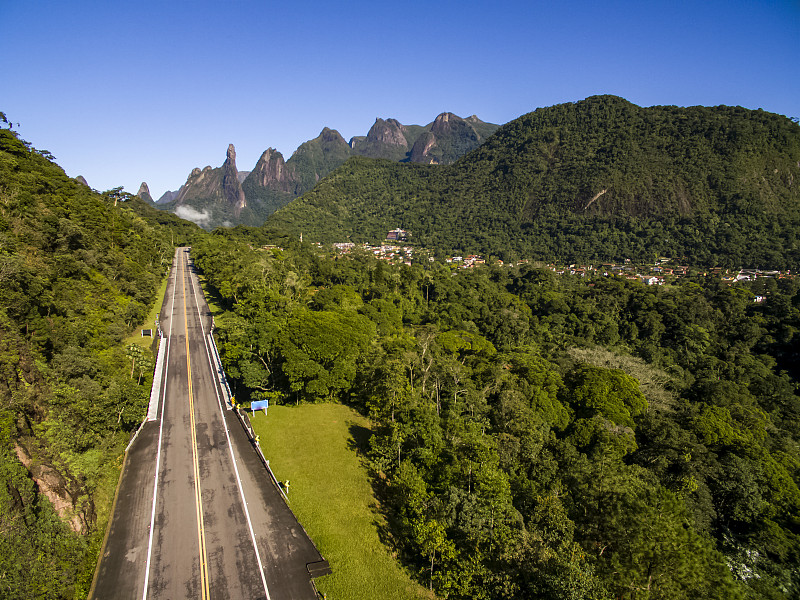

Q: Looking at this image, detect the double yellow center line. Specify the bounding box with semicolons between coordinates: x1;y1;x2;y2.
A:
181;253;210;599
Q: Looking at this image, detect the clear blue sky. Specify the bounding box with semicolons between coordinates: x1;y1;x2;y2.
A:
2;0;798;199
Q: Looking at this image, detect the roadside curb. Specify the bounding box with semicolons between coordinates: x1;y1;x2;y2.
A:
145;336;167;421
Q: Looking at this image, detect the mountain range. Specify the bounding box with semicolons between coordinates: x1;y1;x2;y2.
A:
148;112;498;229
264;95;800;268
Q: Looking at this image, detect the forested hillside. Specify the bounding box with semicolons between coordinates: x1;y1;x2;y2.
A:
0;127;199;598
194;232;799;600
268;96;800;268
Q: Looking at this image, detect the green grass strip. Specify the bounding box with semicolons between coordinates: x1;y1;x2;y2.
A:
124;272;169;349
251;404;430;600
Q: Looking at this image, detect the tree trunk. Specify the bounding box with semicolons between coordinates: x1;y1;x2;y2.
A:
429;551;435;590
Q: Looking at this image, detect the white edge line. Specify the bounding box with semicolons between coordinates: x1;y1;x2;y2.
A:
188;251;272;600
141;249;179;600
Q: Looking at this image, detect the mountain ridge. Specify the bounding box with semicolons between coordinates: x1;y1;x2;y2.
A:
155;112;498;229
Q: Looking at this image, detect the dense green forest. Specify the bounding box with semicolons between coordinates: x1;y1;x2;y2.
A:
267;96;800;268
193;231;799;600
0;126;199;598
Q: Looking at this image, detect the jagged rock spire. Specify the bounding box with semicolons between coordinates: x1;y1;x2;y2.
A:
222;143;247;215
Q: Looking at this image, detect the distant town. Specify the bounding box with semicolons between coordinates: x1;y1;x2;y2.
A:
270;227;795;290
326;228;793;284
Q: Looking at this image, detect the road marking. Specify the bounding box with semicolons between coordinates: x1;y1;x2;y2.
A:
183;252;210;600
189;254;272;600
142;249;178;600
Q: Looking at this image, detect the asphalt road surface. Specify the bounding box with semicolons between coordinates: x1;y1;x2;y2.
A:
91;248;327;600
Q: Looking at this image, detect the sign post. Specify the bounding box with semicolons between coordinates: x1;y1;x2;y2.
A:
251;399;269;416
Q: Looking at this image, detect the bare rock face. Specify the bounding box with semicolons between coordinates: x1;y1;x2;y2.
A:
14;443;91;534
409;131;439;164
173;144;246;215
248;148;298;193
137;182;154;203
75;175;89;187
159;112;496;227
430;112;470;136
348;136;367;150
365;118;408;147
175;167;215;206
222;143;247;215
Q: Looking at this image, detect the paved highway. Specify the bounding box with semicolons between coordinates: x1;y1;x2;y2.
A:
91;248;327;600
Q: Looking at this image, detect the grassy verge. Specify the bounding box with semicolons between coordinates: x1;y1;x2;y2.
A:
251;404;430;600
76;437;128;596
124;273;169;349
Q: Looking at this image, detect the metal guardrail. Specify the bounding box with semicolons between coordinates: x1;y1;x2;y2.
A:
206;332;233;409
232;407;289;502
205;326;288;501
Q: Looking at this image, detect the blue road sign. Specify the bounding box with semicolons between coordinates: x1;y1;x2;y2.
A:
251;400;269;411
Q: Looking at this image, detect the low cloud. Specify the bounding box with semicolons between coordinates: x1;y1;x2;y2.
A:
174;205;212;227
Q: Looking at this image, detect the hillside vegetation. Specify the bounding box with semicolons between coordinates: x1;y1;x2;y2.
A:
0;127;199;598
268;96;800;267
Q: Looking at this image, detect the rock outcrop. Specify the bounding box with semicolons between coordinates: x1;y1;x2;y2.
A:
222;144;247;215
409;131;438;164
157;188;182;204
137;182;154;203
14;443;91;534
246;148;298;194
174;144;246;215
159;113;497;228
348;118;417;161
366;118;408;147
409;112;490;164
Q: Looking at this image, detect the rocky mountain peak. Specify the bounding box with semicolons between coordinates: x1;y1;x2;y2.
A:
409;112;487;165
75;175;89;187
435;112;454;124
365;118;408;147
159;111;496;228
157;188;182;204
137;182;154;202
173;144;245;215
222;143;246;215
431;112;470;135
246;147;298;193
320;127;347;145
